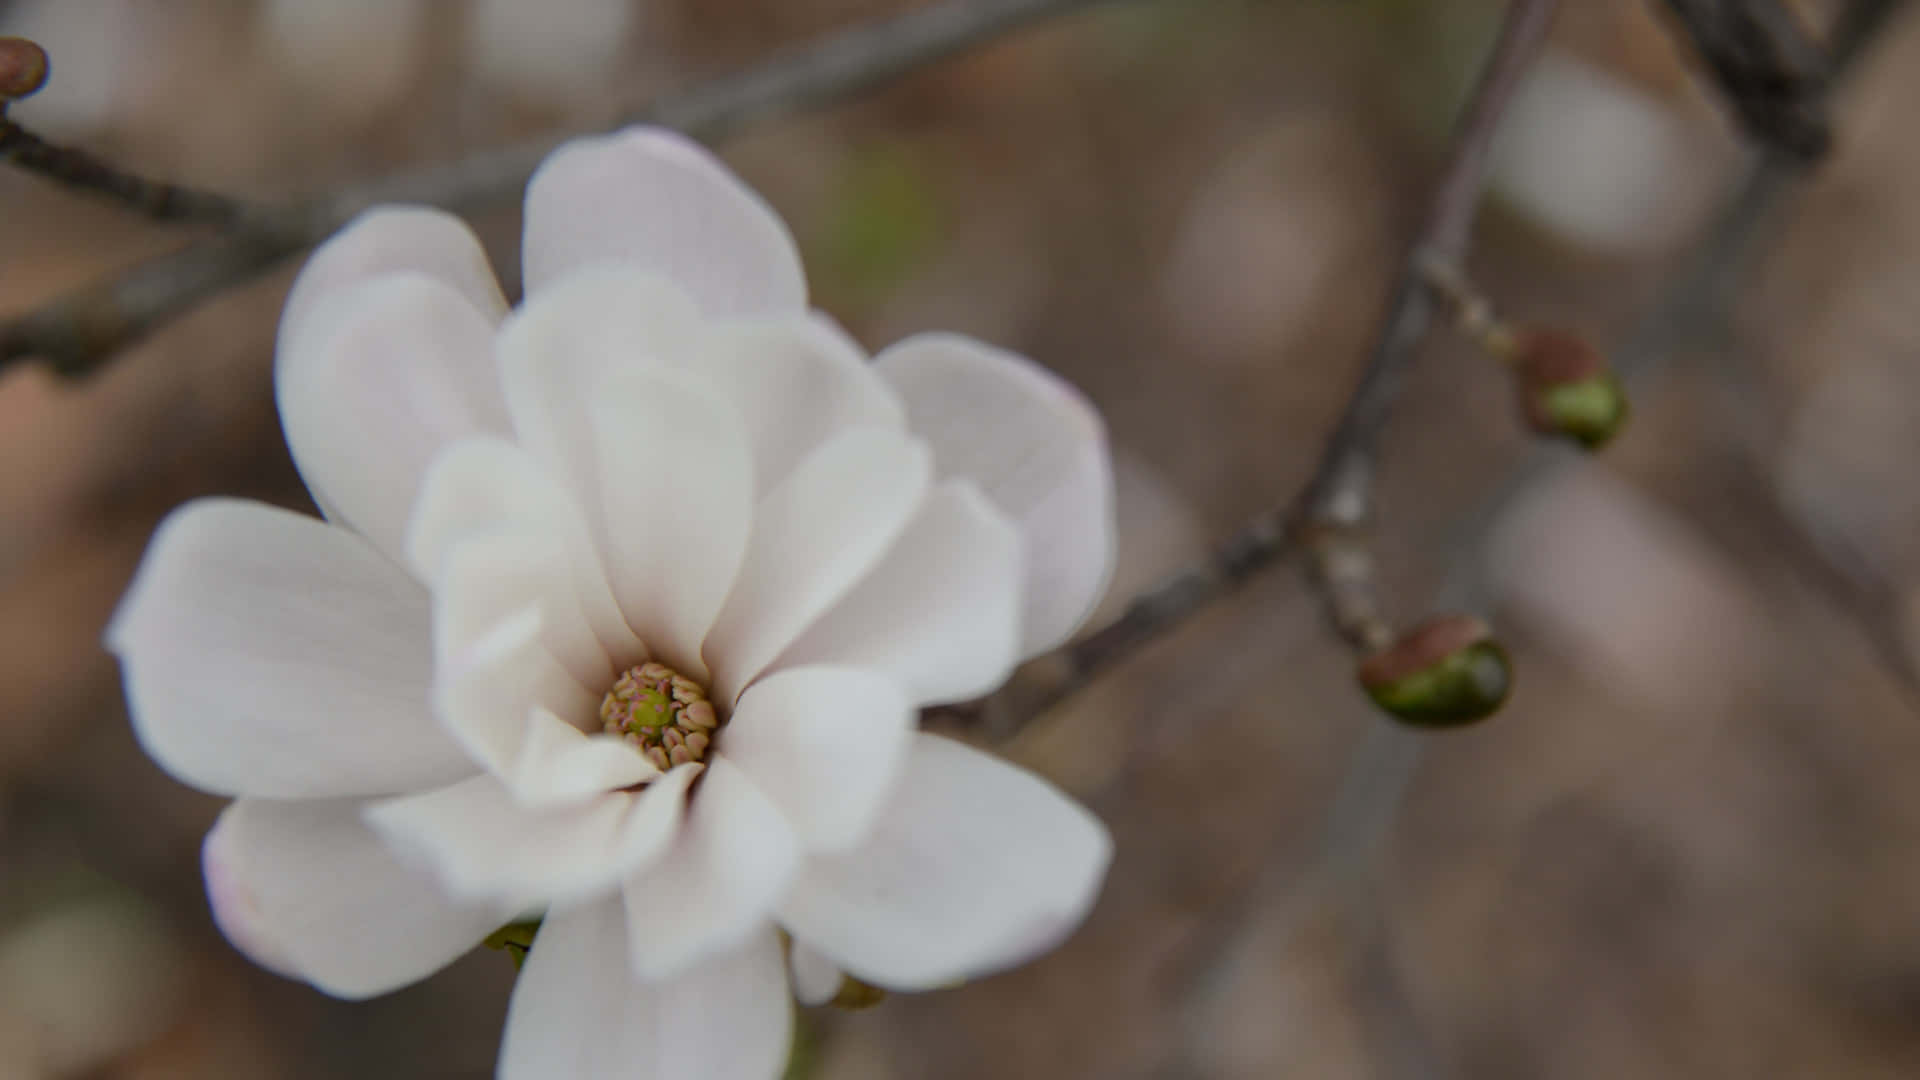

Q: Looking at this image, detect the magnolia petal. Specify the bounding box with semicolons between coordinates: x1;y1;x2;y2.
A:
108;499;470;799
430;527;609;697
522;126;806;318
772;482;1022;706
876;333;1116;656
775;733;1111;991
277;272;511;560
366;764;698;909
588;367;754;678
495;268;709;558
408;437;642;670
278;205;507;357
695;315;904;496
203;798;503;1000
719;666;913;853
788;940;842;1007
703;428;931;706
510;708;663;804
500;902;790;1080
433;616;645;808
621;757;798;980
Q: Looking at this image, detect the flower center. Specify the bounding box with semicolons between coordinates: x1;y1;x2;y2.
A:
599;661;720;770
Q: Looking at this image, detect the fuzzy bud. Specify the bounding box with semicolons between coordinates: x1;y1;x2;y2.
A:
1356;615;1512;728
1506;328;1629;450
0;37;49;100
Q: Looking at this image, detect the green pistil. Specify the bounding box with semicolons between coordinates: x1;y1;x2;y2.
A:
599;661;721;769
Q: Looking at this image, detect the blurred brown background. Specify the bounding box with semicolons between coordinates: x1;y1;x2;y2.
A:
3;1;1920;1076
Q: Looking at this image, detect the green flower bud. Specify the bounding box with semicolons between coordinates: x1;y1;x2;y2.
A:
0;38;48;100
1507;328;1629;450
1356;615;1512;728
1533;372;1629;450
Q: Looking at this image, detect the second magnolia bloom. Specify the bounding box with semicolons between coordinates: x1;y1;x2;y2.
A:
111;126;1117;1078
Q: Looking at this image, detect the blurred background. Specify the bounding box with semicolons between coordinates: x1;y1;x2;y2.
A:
3;0;1919;1076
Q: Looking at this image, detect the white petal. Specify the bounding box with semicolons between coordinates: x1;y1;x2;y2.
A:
278;273;511;560
622;757;799;980
772;482;1022;706
278;205;506;357
433;615;647;808
695;315;904;496
431;526;610;695
775;733;1111;991
500;902;790;1080
107;499;471;799
494;267;715;579
203;798;504;1000
408;437;643;669
366;764;699;909
719;667;913;853
703;428;931;706
522;126;806;317
788;940;842;1007
588;366;754;678
876;333;1116;655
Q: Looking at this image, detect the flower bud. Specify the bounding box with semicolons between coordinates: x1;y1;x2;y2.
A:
0;37;49;100
1356;615;1511;727
1506;328;1628;450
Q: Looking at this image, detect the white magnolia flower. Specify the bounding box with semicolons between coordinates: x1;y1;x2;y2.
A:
108;127;1115;1078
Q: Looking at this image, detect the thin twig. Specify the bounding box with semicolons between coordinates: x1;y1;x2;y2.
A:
939;0;1564;736
1290;0;1561;633
0;114;257;225
0;0;1123;374
1150;3;1906;1075
1654;0;1833;159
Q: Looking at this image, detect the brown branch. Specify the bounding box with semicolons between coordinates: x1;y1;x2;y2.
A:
963;0;1906;737
1654;0;1832;159
932;0;1565;739
0;114;257;226
0;0;1124;374
1290;0;1560;642
1149;3;1907;1074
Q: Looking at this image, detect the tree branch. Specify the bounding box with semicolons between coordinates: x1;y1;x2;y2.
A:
0;115;257;226
0;0;1124;373
934;0;1565;737
1654;0;1832;159
1290;0;1560;640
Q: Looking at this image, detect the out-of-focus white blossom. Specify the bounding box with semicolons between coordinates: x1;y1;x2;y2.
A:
260;0;429;124
1490;51;1727;254
465;0;641;107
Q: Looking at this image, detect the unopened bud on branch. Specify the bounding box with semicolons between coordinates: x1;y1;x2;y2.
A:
1356;614;1511;727
0;38;48;101
1503;328;1628;450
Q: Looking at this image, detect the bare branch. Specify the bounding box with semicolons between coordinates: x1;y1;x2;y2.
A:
0;115;257;226
940;0;1564;734
1293;0;1561;544
1654;0;1832;159
0;0;1125;373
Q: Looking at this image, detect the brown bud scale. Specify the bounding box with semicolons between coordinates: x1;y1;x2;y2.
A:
0;38;49;100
